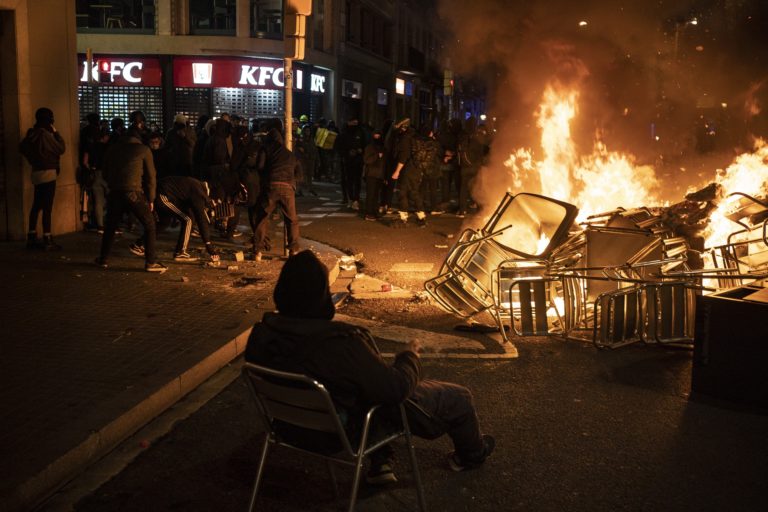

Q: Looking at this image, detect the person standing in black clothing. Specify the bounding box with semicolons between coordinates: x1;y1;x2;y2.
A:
390;118;427;227
96;126;166;273
338;118;366;210
250;128;302;261
164;114;197;177
363;130;385;220
19;107;66;250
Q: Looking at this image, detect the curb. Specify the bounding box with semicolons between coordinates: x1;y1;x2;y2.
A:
12;241;343;512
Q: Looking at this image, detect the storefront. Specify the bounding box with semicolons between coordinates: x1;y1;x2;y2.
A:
172;56;330;128
76;54;332;132
77;54;164;129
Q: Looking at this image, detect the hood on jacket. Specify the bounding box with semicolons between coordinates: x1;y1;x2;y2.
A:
265;127;284;146
274;250;334;320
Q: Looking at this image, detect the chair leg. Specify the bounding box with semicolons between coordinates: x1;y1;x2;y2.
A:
402;405;428;512
248;435;271;512
348;452;366;512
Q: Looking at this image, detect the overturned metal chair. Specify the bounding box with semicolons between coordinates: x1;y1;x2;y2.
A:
426;193;579;333
242;363;427;512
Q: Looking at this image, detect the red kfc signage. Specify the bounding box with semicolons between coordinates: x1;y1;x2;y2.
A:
173;57;326;93
78;55;162;86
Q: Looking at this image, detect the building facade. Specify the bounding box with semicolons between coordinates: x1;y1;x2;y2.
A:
0;0;465;240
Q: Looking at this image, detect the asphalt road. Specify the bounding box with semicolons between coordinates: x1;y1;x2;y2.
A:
44;183;768;512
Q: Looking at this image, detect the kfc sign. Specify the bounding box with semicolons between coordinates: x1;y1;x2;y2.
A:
174;57;328;95
78;55;162;86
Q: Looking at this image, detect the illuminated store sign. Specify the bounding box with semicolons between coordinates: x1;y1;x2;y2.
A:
174;57;328;94
78;56;162;86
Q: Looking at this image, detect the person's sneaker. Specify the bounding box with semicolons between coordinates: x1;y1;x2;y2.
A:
350;200;360;211
94;257;108;269
191;228;201;238
366;462;398;485
455;211;466;218
173;251;198;262
145;262;168;273
430;210;445;216
253;251;263;262
364;214;377;221
448;435;495;472
129;243;145;256
229;229;243;238
96;227;105;235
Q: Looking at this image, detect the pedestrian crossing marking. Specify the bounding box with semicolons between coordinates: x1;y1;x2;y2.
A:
326;213;358;218
309;207;342;212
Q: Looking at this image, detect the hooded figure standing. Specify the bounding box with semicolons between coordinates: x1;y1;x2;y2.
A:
250;128;302;260
19;107;66;250
245;250;495;484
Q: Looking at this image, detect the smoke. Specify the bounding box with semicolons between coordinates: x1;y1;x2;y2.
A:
437;0;768;212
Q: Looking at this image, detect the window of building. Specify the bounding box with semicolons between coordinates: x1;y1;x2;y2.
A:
313;0;325;51
76;0;156;34
250;0;282;39
189;0;236;35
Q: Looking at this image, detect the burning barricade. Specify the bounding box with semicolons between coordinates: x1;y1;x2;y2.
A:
425;189;768;348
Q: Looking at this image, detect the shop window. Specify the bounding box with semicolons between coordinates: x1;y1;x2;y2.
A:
212;88;284;119
190;0;236;35
250;0;282;39
76;0;156;34
175;88;213;129
78;85;164;132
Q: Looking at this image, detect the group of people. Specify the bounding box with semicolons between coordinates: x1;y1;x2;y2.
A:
76;109;304;272
311;115;492;227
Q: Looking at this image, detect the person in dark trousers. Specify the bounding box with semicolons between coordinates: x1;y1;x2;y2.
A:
96;126;167;273
250;128;302;261
390;118;427;227
131;175;220;262
456;116;486;217
245;250;495;484
415;125;444;215
363;129;386;220
19;107;66;250
338;118;366;210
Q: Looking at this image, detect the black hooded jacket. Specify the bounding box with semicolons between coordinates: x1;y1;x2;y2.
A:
246;314;421;411
245;250;421;412
258;129;301;187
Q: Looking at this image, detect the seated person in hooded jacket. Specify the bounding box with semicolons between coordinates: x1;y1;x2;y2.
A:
245;250;495;484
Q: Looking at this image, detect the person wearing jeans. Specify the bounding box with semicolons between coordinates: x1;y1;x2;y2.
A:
96;127;166;273
19;107;66;250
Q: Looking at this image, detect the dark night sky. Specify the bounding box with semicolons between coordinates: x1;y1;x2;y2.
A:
437;0;768;162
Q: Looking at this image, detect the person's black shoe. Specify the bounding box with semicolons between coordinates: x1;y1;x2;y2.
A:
42;235;62;251
448;434;495;472
129;243;145;256
94;257;108;269
366;462;398;485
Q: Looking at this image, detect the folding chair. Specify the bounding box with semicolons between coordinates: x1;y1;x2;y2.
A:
242;363;427;512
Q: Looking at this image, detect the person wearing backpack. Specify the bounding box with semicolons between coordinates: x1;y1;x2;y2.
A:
19;107;66;250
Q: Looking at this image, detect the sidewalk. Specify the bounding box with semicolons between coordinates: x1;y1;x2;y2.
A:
0;228;343;512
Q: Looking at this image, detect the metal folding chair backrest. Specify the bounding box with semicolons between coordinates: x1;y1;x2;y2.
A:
242;363;427;512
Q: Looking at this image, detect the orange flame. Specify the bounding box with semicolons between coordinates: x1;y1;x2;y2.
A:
505;84;660;221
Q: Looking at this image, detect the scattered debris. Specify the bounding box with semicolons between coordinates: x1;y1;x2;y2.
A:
434;244;449;249
205;261;221;268
232;276;264;288
234;251;245;262
227;265;239;272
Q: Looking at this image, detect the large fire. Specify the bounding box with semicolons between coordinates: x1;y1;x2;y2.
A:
505;84;661;222
503;84;768;244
